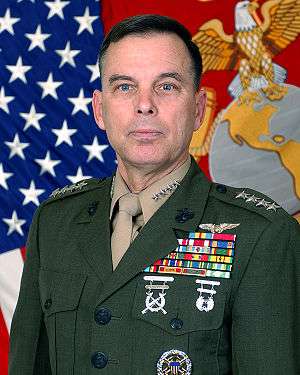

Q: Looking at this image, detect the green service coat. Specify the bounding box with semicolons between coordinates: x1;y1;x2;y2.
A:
9;158;300;375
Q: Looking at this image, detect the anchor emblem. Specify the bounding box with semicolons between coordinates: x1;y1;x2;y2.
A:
142;275;174;315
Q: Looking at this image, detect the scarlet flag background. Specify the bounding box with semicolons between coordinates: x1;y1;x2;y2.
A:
0;1;299;374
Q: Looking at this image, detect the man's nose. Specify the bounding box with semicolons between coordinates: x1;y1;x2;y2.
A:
135;90;157;115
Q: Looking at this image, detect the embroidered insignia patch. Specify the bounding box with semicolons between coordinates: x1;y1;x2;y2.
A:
157;349;192;375
144;232;236;279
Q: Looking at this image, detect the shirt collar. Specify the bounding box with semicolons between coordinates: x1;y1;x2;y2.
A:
110;155;191;223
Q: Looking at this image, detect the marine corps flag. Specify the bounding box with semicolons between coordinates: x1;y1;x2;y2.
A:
101;0;300;222
0;1;299;374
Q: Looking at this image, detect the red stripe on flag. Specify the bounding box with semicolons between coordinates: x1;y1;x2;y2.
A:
20;246;26;262
0;308;9;375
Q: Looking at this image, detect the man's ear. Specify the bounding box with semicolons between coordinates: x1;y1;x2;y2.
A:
92;90;105;131
193;89;207;131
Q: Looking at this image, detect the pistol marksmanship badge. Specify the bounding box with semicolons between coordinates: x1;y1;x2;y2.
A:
195;279;220;312
142;276;174;315
157;349;192;375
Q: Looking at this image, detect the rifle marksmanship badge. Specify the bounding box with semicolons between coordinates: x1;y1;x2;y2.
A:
144;231;236;279
157;349;192;375
142;275;174;315
195;279;220;312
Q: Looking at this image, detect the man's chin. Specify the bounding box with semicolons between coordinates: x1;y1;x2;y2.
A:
121;152;168;169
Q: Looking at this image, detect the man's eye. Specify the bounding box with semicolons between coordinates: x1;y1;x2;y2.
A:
117;83;131;92
161;83;176;91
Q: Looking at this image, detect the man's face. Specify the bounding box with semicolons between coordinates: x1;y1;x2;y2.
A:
92;33;206;171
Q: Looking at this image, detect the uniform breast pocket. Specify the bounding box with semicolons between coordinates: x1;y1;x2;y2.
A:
39;268;87;375
131;274;230;375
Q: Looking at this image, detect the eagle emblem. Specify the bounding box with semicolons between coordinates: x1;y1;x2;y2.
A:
198;223;240;233
193;0;300;104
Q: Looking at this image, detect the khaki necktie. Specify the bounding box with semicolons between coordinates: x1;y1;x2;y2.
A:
111;193;142;269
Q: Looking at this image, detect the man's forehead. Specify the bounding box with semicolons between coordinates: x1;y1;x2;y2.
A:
102;33;192;79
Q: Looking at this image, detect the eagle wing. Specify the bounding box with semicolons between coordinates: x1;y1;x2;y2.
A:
261;0;300;56
192;19;239;73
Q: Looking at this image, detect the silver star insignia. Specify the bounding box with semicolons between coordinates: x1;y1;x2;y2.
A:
235;190;250;200
199;223;240;233
255;198;271;208
74;181;88;190
49;181;88;198
245;195;259;203
266;202;281;211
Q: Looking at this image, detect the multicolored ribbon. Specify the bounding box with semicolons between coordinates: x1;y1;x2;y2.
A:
144;232;236;279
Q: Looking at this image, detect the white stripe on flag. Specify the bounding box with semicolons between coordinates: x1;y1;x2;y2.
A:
0;249;24;332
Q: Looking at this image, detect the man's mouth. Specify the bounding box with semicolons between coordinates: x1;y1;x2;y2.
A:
130;129;163;139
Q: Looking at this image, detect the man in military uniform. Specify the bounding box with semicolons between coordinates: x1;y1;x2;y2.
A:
9;14;300;375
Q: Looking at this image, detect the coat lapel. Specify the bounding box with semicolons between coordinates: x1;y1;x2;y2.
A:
74;177;113;283
97;159;212;304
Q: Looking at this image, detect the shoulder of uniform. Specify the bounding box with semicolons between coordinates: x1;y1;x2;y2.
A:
210;182;290;222
43;177;109;205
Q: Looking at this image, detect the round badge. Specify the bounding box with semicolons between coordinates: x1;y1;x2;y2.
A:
157;349;192;374
196;295;215;312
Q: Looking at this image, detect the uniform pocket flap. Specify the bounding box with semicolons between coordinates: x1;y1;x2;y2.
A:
39;268;87;316
132;274;228;335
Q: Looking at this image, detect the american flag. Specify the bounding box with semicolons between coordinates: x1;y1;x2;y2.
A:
0;1;115;372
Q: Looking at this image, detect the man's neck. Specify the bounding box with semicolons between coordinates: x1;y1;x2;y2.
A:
116;154;189;194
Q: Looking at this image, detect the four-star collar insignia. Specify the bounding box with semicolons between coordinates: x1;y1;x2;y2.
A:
50;181;88;198
152;180;180;201
235;190;281;211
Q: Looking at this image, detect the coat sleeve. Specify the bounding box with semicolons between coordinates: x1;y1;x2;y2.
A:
9;206;52;375
232;217;300;374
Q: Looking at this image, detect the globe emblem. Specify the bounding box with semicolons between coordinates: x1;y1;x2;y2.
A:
209;84;300;216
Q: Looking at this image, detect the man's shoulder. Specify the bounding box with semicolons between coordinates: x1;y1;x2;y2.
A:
208;181;291;224
41;177;111;207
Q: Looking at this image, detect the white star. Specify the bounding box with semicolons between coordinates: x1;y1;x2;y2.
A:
52;120;77;146
266;202;281;211
74;7;98;35
0;9;20;35
86;63;99;82
45;0;70;20
3;211;26;236
235;190;250;200
20;104;46;131
35;151;61;176
55;41;80;68
68;88;92;115
25;25;51;52
0;87;14;114
6;56;32;83
67;166;91;184
83;136;108;163
5;133;29;160
19;180;45;206
0;163;13;190
37;73;63;99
